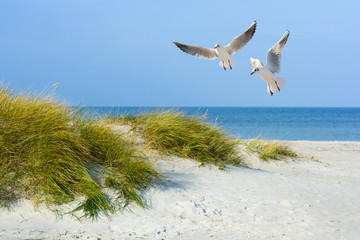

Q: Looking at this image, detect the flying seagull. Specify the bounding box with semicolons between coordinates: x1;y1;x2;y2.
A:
173;21;257;71
250;31;290;96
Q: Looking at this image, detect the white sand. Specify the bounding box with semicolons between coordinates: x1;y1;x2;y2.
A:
1;141;360;240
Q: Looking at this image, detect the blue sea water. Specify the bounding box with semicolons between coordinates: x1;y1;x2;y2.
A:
81;107;360;141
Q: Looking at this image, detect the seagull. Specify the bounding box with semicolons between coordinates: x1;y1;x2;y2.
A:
250;31;290;96
173;21;257;71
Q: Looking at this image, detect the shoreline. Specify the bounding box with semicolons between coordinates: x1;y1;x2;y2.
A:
1;140;360;239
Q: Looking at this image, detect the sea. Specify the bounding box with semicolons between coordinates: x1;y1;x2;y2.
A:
81;107;360;141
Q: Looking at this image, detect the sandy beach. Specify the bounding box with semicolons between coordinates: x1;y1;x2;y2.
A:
1;140;360;240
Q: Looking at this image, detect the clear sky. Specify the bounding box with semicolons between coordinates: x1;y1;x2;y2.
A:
1;0;359;107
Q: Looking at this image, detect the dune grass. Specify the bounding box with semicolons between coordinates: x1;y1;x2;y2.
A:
245;139;297;161
0;84;303;219
0;87;164;220
78;121;163;210
110;110;245;169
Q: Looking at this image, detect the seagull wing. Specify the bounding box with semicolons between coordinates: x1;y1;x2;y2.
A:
225;21;257;55
265;31;290;73
172;40;218;60
250;57;264;70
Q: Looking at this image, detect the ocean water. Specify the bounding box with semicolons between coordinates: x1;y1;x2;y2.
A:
81;107;360;141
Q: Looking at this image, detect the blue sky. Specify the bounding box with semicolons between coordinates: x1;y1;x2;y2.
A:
0;0;359;107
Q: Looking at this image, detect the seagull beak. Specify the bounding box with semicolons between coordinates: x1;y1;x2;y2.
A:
250;71;254;75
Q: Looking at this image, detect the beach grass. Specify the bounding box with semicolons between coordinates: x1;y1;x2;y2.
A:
78;121;164;210
109;110;245;169
0;85;302;220
245;139;297;161
0;87;164;220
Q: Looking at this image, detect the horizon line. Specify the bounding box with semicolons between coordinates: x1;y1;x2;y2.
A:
72;106;360;108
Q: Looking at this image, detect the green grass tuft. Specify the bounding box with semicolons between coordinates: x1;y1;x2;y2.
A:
245;139;297;161
0;86;164;220
79;121;164;210
111;110;245;169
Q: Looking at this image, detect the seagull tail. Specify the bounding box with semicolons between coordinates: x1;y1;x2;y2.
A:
219;58;236;68
274;76;286;92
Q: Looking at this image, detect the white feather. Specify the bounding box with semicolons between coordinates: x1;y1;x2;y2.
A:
249;31;289;95
219;58;236;68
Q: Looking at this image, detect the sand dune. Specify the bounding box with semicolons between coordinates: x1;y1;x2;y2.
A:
1;141;360;239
